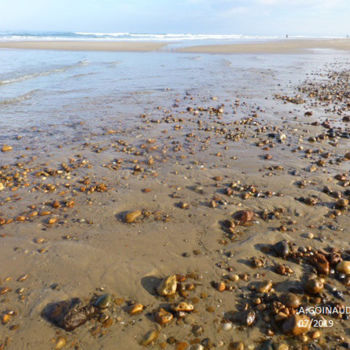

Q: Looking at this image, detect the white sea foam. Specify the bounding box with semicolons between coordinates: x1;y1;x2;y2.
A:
0;61;88;86
1;31;339;42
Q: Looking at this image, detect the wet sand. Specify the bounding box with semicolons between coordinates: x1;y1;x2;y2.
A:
0;41;166;51
0;53;350;350
3;39;350;53
178;39;350;54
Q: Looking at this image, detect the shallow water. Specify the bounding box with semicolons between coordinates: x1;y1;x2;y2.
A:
1;49;349;128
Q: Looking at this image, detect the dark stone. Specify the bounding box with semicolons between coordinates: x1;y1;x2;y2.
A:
43;298;97;331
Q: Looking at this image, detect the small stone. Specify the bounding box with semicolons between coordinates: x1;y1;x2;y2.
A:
55;337;67;350
124;210;142;223
176;342;189;350
157;275;177;296
305;278;324;294
222;322;233;331
155;308;173;325
128;303;144;315
217;281;226;292
336;261;350;275
273;240;289;258
141;329;159;346
281;293;301;308
234;210;254;224
1;144;12;152
94;294;112;309
275;345;289;350
282;314;311;335
190;345;204;350
257;280;273;293
336;199;349;209
173;302;194;312
308;253;329;275
241;310;256;326
0;183;4;191
228;342;245;350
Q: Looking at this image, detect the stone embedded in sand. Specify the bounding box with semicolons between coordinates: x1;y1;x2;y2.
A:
344;152;350;160
55;337;67;350
155;308;173;325
336;198;349;209
124;210;142;223
273;240;289;258
44;298;97;331
190;345;204;350
141;329;159;346
1;144;12;152
240;310;256;327
157;275;177;296
308;253;329;275
282;314;311;335
281;293;301;309
217;281;226;292
234;210;254;224
228;342;245;350
257;280;273;293
336;261;350;275
305;278;324;295
128;303;144;315
94;294;112;309
173;302;194;312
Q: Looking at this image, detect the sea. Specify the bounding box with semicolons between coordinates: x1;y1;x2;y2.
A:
0;31;349;145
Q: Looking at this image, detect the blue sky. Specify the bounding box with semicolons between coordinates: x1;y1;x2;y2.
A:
0;0;349;36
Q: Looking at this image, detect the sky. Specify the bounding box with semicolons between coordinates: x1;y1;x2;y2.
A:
0;0;349;36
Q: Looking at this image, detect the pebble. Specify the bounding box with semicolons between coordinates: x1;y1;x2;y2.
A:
273;240;289;258
228;342;245;350
336;261;350;275
1;144;12;152
257;280;273;293
305;278;324;294
281;293;301;308
190;345;204;350
55;337;67;350
124;210;142;223
94;294;112;309
155;308;173;325
157;275;177;296
128;303;144;315
282;314;311;335
222;322;233;331
141;329;159;346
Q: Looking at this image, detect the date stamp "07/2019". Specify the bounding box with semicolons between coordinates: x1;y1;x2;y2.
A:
296;305;350;328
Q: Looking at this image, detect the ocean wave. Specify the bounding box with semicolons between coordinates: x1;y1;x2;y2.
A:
0;32;320;42
0;60;88;86
0;89;40;105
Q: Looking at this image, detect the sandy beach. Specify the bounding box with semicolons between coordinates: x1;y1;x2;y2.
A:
2;39;350;53
0;46;350;350
177;39;350;54
0;40;167;51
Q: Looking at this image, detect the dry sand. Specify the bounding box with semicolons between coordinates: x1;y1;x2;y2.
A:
177;39;350;54
0;40;167;52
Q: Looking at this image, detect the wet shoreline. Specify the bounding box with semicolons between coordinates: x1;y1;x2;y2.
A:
0;52;350;349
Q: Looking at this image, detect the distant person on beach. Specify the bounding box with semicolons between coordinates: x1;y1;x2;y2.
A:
286;34;289;38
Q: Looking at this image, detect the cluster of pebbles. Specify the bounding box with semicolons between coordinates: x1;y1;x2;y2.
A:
1;62;350;350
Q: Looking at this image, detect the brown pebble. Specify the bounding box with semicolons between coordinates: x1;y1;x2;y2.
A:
336;261;350;275
282;314;311;335
55;337;67;350
124;210;142;223
1;144;13;152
